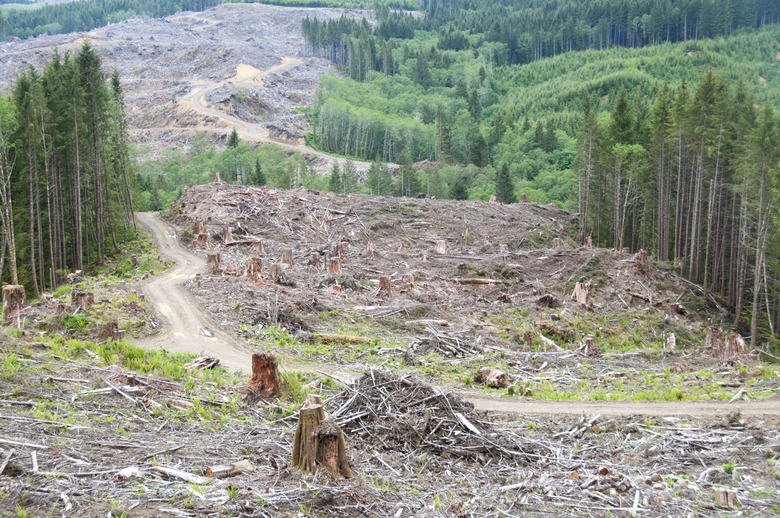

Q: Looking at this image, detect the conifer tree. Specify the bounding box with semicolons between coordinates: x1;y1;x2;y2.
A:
495;163;516;204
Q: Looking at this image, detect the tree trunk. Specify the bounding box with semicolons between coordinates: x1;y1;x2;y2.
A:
280;248;294;268
246;353;280;399
71;290;94;310
206;253;221;274
2;285;26;320
291;394;353;479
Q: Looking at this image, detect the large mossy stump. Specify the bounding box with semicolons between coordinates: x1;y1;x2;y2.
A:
291;394;353;479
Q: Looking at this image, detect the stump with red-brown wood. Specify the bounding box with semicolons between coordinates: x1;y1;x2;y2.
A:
246;353;280;399
71;290;94;311
207;253;222;274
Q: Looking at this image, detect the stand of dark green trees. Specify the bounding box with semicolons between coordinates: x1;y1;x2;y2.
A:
576;73;779;349
0;42;135;297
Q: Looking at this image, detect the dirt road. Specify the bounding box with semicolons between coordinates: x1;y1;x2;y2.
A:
135;212;780;417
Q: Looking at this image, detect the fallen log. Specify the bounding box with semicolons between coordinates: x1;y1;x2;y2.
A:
184;356;220;370
451;278;505;285
311;333;373;345
206;459;254;479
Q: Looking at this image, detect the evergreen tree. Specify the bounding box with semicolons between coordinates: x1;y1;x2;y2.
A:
450;175;469;200
251;158;266;186
227;127;239;148
328;162;343;193
495;163;516;203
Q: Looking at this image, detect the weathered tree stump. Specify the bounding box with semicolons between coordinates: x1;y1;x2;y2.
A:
489;195;497;203
2;285;26;320
434;240;447;254
291;394;353;479
665;333;676;350
71;291;94;311
633;249;648;274
244;258;263;282
223;265;239;276
622;247;631;254
571;282;593;307
704;327;724;356
66;270;84;284
212;169;221;183
522;330;534;346
307;252;322;270
328;258;342;275
251;241;266;255
223;227;233;244
581;335;602;356
247;353;280;399
552;238;563;250
401;273;415;288
206;253;222;274
724;332;746;358
374;276;393;298
193;221;206;235
535;294;559;308
330;242;347;262
366;243;377;257
269;264;283;282
713;488;738;510
520;193;528;202
196;233;209;247
280;248;294;268
584;236;593;248
98;321;119;342
475;367;507;388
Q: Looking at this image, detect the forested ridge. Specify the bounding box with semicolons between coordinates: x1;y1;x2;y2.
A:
300;2;780;349
0;43;135;297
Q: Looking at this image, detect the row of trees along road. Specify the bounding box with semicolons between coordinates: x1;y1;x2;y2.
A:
0;42;135;297
577;72;780;348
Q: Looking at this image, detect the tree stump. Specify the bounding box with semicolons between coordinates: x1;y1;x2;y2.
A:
665;333;676;350
584;236;593;248
552;238;563;250
71;291;94;311
475;367;507;388
114;329;126;341
489;195;497;203
244;258;263;282
633;249;648;274
98;321;119;342
622;247;630;254
713;488;738;510
396;241;404;253
269;264;283;282
2;285;26;320
280;248;294;268
251;240;266;255
536;294;559;308
308;252;322;270
246;353;280;399
434;240;447;254
212;169;221;183
366;243;377;257
330;242;346;262
704;327;724;356
374;276;393;298
224;226;233;244
571;282;592;307
328;258;342;275
196;233;209;247
291;394;353;479
582;335;601;356
207;253;222;274
224;265;239;276
66;270;85;284
193;221;206;235
401;273;415;288
724;332;746;357
520;193;528;202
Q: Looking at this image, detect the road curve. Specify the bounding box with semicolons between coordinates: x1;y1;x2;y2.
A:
135;212;780;417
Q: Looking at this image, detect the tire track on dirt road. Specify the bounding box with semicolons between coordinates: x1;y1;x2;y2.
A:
135;212;780;417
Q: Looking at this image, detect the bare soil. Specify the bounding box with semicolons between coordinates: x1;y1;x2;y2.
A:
0;4;370;172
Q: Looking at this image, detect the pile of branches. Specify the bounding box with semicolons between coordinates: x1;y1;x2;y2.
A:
410;325;480;358
327;369;531;462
